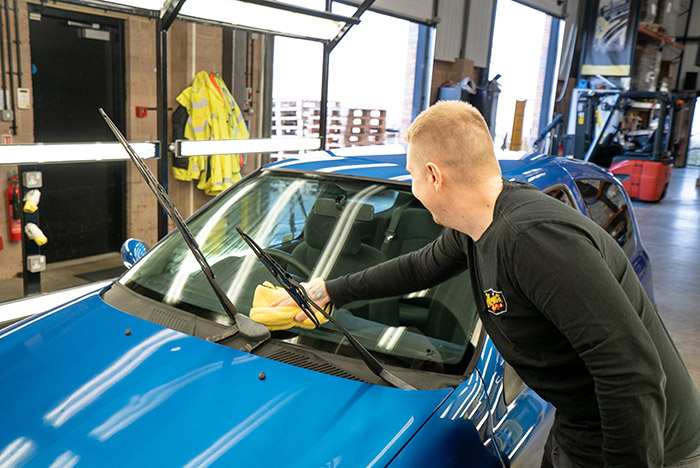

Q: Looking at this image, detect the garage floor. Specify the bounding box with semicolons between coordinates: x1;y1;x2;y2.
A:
632;166;700;391
0;167;698;390
0;252;124;303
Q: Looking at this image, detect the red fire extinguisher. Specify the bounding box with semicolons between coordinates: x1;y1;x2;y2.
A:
6;171;22;243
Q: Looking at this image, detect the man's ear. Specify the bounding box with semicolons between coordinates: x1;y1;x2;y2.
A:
425;162;443;191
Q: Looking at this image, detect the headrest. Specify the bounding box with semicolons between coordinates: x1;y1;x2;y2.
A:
304;199;364;254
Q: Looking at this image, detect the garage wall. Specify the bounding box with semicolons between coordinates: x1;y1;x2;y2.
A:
0;1;35;281
0;1;260;282
678;0;700;91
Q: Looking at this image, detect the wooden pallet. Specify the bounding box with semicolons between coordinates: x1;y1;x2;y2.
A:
344;133;385;145
272;101;388;147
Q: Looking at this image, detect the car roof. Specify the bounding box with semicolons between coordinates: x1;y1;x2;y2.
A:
265;146;615;189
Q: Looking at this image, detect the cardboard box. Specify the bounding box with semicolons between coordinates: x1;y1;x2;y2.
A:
448;58;475;83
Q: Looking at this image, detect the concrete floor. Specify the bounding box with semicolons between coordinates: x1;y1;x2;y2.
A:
0;252;124;303
632;166;700;391
0;167;698;391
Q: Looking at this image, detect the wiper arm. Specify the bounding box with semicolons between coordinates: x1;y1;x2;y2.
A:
98;108;270;344
236;226;416;390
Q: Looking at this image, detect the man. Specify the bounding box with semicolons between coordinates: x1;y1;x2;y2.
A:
277;101;700;467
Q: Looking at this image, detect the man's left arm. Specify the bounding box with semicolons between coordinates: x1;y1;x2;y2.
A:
513;223;666;467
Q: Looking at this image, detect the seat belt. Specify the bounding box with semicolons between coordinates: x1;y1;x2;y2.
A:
381;205;406;256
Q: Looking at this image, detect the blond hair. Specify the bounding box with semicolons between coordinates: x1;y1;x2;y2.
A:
405;101;500;182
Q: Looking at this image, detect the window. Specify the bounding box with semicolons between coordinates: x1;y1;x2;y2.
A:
574;179;634;255
118;171;478;375
272;4;418;151
489;0;564;150
543;184;576;208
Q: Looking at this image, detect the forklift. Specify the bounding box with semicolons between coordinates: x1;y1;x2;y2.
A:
568;89;674;202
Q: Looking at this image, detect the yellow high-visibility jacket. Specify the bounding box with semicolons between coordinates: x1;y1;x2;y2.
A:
175;71;249;195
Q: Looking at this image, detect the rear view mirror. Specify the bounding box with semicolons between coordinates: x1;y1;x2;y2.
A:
120;238;149;268
312;197;374;222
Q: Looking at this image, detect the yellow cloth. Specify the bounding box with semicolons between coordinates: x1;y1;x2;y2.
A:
250;282;330;331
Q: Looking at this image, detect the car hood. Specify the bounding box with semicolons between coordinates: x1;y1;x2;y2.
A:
0;293;452;467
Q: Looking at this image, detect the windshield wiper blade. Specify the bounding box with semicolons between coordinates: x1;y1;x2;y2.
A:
99;108;270;344
236;226;416;390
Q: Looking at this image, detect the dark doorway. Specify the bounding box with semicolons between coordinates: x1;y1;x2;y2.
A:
29;5;126;263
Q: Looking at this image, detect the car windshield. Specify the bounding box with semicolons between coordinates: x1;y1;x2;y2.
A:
120;170;478;374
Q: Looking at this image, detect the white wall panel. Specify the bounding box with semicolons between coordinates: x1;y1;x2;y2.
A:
514;0;566;18
338;0;435;24
464;0;495;67
434;0;466;62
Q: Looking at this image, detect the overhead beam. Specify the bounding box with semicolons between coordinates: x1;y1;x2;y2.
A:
329;0;375;52
160;0;187;31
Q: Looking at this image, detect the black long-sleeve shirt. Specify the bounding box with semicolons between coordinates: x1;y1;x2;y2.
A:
326;179;700;467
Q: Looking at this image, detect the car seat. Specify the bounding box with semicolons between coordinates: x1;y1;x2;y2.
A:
291;206;385;280
382;207;444;259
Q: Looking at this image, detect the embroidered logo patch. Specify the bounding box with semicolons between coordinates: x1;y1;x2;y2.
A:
484;289;507;315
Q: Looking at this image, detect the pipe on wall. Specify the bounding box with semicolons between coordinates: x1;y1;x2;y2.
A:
3;0;16;133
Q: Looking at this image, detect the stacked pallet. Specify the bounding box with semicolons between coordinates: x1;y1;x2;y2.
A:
271;100;321;137
272;100;387;149
303;104;349;148
344;109;387;147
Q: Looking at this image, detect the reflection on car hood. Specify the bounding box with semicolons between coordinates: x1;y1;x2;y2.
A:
0;293;452;467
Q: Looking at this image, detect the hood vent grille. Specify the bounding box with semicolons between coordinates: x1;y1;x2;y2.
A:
149;308;190;333
267;350;364;382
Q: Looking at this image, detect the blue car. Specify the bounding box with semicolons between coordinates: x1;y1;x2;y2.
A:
0;148;653;467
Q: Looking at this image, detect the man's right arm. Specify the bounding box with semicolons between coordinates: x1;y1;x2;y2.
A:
326;228;468;307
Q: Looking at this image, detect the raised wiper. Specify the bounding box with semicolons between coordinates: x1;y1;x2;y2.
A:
236;226;416;390
99;109;270;346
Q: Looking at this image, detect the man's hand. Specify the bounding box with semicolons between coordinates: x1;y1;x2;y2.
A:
269;278;330;323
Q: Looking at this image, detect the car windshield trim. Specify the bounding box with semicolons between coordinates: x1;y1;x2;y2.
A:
115;170;479;376
261;166;413;188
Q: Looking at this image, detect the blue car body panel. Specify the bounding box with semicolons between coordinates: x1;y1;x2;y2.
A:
0;293;453;467
0;148;653;467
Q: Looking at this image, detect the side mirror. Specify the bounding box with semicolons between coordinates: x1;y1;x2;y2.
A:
121;238;149;268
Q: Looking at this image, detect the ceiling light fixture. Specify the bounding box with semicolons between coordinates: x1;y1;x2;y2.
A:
175;137;321;156
0;142;158;164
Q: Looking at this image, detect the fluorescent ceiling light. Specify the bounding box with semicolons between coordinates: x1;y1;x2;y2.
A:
176;137;321;156
0;142;158;164
178;0;343;40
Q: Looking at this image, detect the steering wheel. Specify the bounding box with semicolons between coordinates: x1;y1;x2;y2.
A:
263;248;312;279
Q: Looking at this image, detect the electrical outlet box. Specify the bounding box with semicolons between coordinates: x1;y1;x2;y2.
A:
27;255;46;273
1;109;13;121
16;88;30;110
23;171;43;188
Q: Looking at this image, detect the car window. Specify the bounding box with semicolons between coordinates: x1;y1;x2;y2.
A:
543;184;576;208
574;178;635;256
119;171;477;375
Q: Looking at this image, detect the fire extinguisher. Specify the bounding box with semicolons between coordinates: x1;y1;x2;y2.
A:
6;171;22;243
